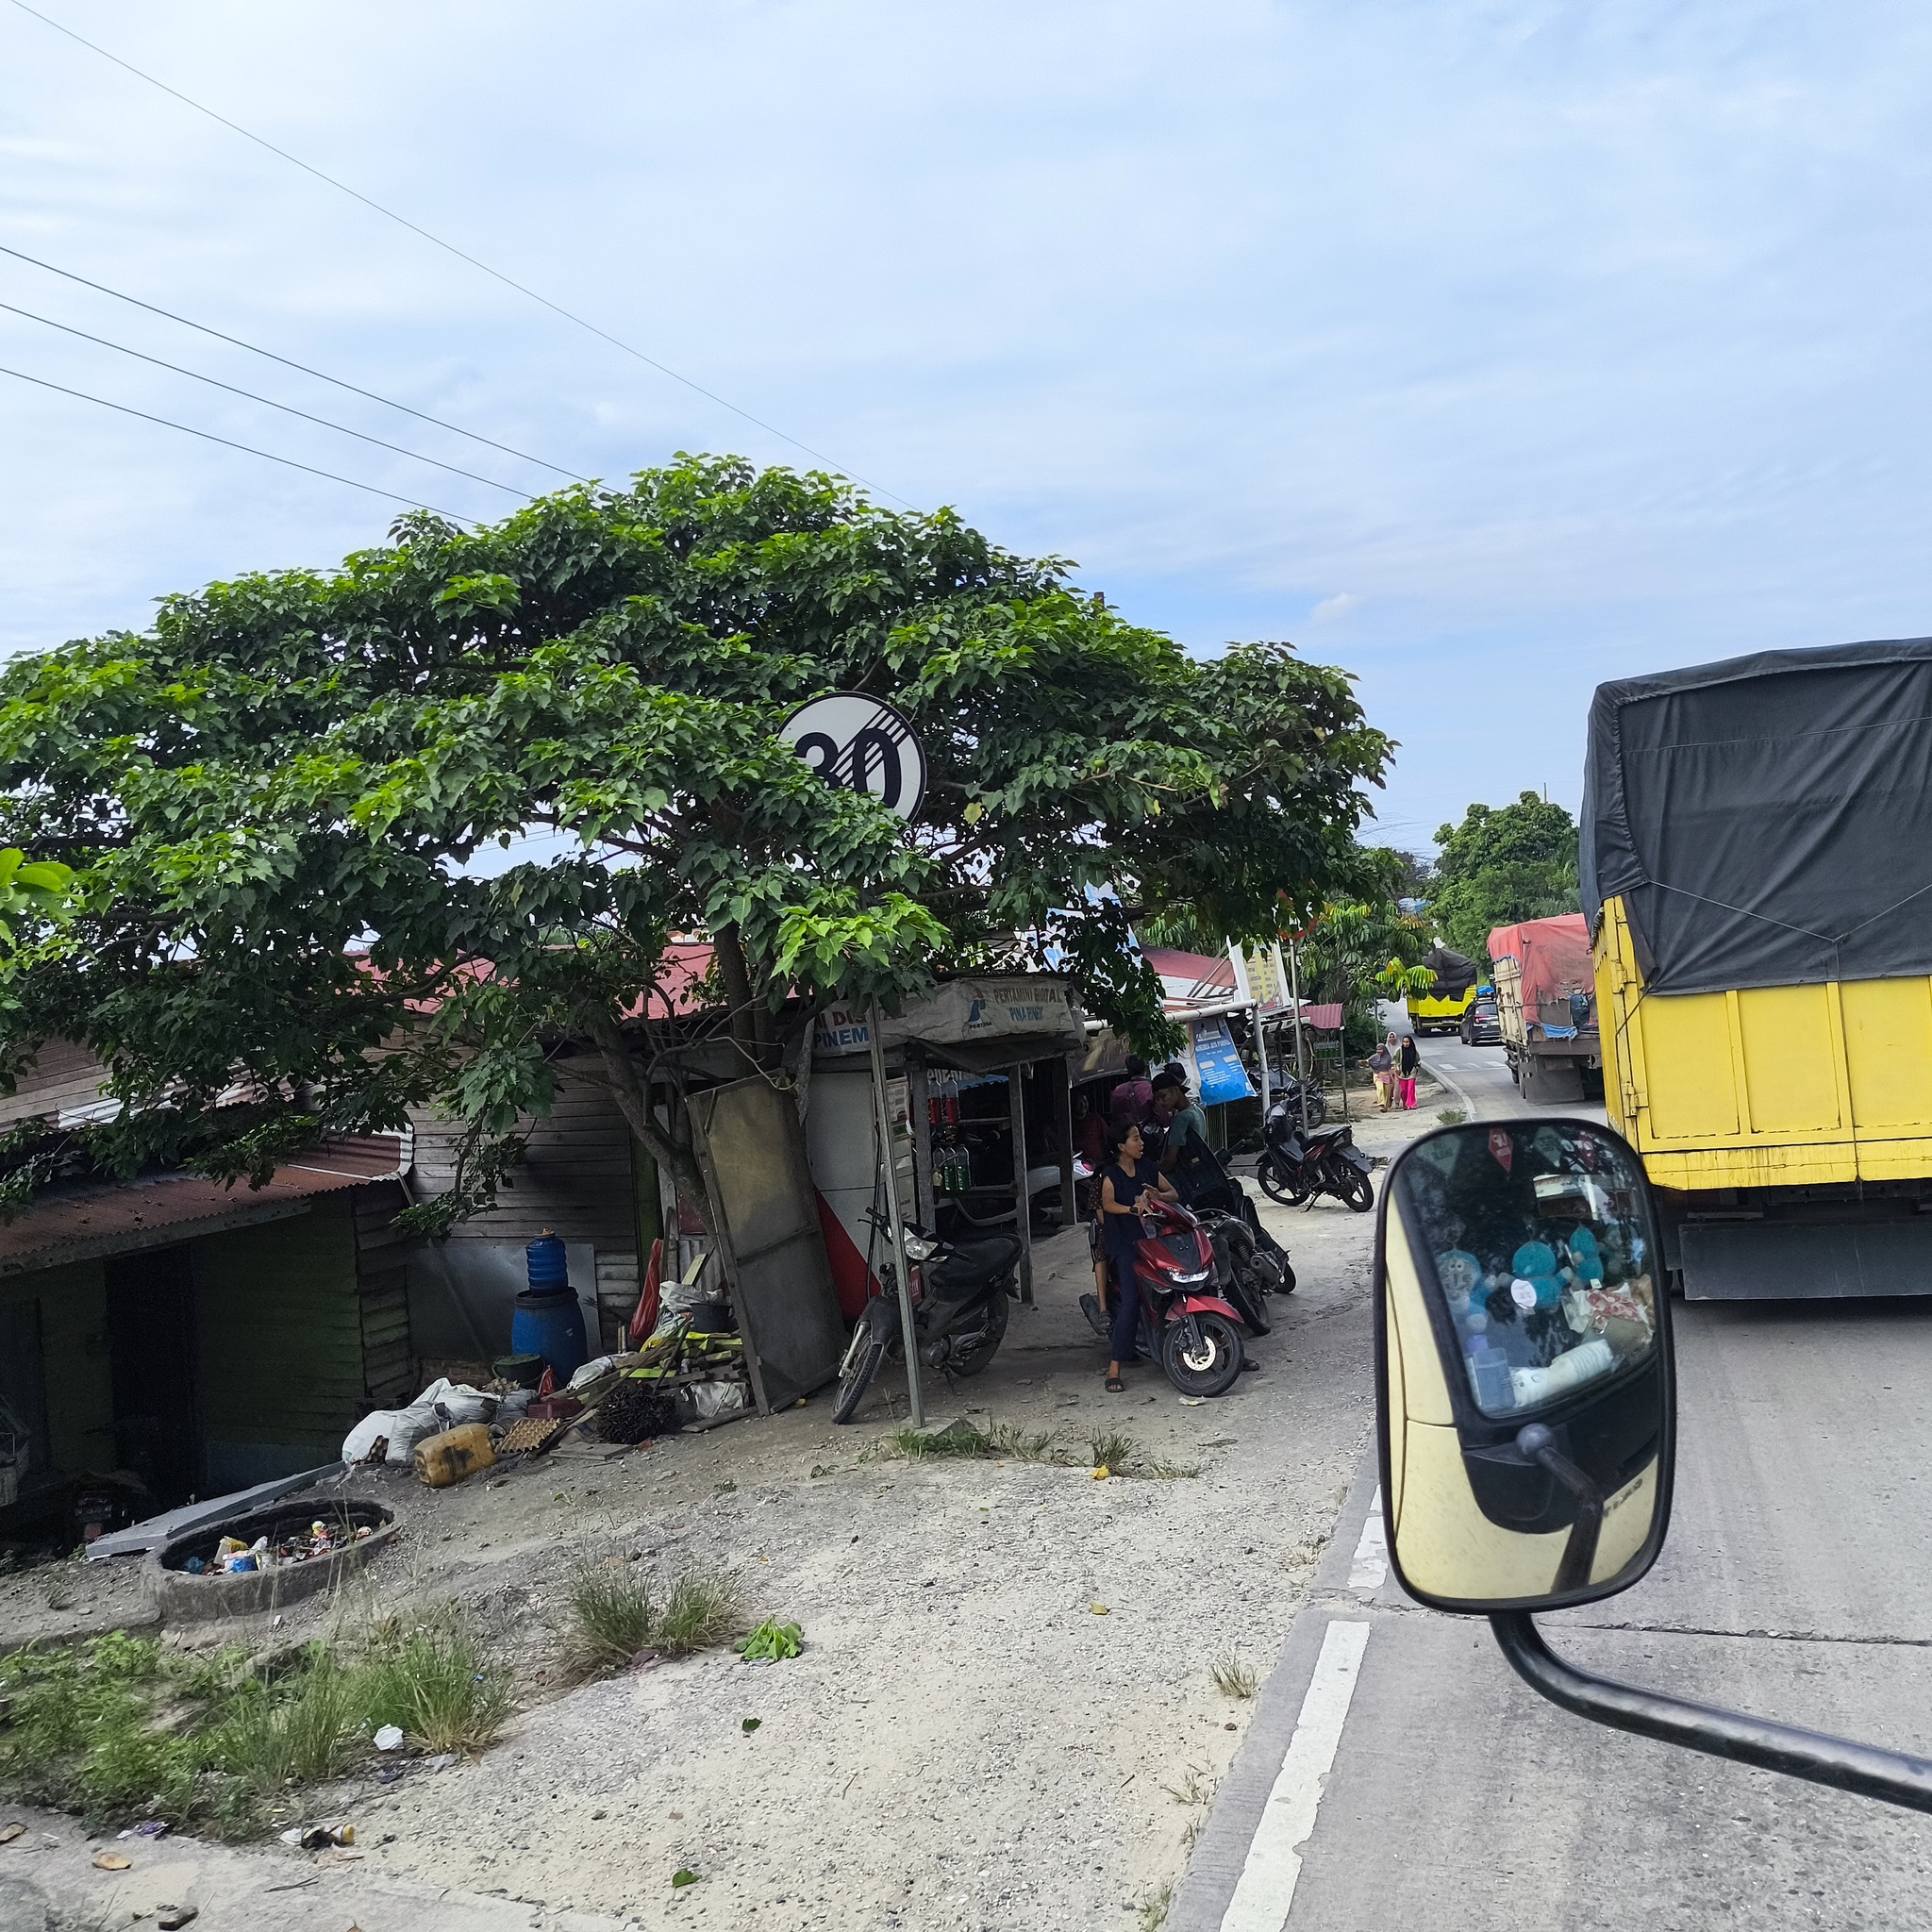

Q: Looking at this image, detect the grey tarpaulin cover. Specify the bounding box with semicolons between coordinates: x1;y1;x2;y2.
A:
1421;945;1478;998
1581;637;1932;994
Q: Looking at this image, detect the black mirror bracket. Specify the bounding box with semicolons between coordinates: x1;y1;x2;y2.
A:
1514;1423;1603;1592
1491;1611;1932;1814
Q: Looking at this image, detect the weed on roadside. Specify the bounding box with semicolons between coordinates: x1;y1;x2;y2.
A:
1089;1429;1139;1471
360;1617;515;1753
1144;1457;1202;1481
985;1423;1065;1463
568;1560;658;1674
1210;1652;1258;1699
657;1570;743;1657
1162;1762;1213;1807
1139;1880;1174;1929
864;1423;990;1461
0;1610;511;1839
1438;1108;1467;1125
566;1560;742;1675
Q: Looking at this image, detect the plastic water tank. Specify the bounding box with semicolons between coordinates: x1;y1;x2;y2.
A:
509;1232;588;1380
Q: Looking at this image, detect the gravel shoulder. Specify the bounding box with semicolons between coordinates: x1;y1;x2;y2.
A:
2;1100;1451;1930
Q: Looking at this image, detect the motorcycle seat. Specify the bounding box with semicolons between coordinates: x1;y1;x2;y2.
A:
930;1236;1021;1295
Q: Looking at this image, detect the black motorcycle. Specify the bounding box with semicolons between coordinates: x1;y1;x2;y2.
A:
1257;1101;1375;1213
1196;1205;1294;1333
832;1215;1020;1424
1269;1073;1328;1129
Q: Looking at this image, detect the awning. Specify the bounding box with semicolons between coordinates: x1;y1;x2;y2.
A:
0;1133;408;1276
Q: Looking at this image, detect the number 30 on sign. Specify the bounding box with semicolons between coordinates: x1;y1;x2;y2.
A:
779;693;927;824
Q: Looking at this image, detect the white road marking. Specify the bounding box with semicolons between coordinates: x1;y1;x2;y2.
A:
1347;1485;1387;1591
1219;1619;1372;1932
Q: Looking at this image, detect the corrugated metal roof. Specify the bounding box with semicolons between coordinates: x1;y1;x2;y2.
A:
0;1133;407;1276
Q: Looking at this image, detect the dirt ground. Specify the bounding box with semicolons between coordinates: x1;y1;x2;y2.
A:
1;1078;1456;1931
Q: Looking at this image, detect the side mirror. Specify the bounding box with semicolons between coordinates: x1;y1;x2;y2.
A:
1376;1119;1672;1611
1376;1118;1932;1814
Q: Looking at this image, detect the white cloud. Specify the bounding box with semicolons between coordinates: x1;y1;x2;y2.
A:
4;0;1932;842
1312;593;1360;625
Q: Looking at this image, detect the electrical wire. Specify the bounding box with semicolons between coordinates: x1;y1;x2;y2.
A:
9;0;912;507
0;243;586;484
0;299;532;499
0;362;473;521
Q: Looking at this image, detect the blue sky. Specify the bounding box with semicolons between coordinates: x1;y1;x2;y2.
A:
4;1;1931;854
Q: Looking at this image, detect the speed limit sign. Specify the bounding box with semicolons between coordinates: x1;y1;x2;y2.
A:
779;693;927;824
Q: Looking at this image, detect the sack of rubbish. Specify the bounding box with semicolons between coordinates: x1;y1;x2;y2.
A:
687;1381;749;1422
341;1377;497;1466
566;1356;618;1393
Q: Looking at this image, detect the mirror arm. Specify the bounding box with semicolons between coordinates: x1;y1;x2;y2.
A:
1514;1423;1602;1593
1491;1611;1932;1814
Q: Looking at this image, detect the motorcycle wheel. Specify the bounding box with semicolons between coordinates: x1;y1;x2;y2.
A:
949;1280;1010;1376
1161;1311;1245;1398
1338;1168;1374;1213
1257;1156;1313;1207
832;1309;889;1424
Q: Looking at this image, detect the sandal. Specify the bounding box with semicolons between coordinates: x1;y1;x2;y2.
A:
1105;1374;1126;1393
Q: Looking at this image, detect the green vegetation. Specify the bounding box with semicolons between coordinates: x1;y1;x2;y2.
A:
567;1560;744;1677
1430;791;1580;962
861;1419;1198;1479
0;1616;511;1837
0;458;1389;1234
1439;1108;1468;1125
737;1619;804;1662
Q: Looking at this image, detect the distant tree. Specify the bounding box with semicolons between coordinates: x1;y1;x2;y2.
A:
1429;792;1580;960
0;457;1391;1231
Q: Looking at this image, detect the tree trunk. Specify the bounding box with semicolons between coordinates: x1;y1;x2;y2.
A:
588;1014;714;1231
713;924;769;1064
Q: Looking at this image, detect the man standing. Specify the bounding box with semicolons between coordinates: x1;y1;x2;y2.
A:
1109;1056;1154;1126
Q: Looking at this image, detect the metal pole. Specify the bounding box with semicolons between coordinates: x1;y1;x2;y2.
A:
1008;1066;1034;1305
1287;938;1310;1136
866;1001;923;1427
1055;1055;1076;1230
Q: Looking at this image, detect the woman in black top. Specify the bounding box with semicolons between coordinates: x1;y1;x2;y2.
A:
1398;1034;1421;1110
1097;1120;1178;1391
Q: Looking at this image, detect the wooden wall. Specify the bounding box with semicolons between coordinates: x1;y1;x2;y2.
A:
0;1258;108;1479
0;1040;110;1133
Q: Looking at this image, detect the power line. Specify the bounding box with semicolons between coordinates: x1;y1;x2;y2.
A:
0;362;473;521
0;242;588;484
9;0;913;508
0;299;533;499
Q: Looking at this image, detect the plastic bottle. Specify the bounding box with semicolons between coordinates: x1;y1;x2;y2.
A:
1508;1338;1614;1409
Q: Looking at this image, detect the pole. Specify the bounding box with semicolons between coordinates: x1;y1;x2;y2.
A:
1008;1066;1034;1305
1287;938;1311;1136
866;1001;923;1427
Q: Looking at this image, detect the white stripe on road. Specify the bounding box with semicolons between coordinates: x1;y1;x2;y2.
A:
1347;1486;1387;1591
1219;1620;1372;1932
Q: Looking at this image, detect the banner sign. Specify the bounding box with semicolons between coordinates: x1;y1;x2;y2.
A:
1189;1013;1256;1107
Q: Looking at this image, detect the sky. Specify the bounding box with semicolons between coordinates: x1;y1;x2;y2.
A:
5;1;1932;855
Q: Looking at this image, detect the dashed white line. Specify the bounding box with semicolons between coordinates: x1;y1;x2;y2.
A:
1347;1485;1387;1591
1218;1619;1373;1932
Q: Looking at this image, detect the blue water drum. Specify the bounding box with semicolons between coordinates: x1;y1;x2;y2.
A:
509;1234;588;1381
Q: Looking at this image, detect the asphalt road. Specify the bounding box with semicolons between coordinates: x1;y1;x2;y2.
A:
1176;1026;1932;1932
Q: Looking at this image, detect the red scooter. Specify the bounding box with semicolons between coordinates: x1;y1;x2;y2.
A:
1121;1198;1250;1397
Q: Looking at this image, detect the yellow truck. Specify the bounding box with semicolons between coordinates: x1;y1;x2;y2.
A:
1406;944;1480;1037
1583;638;1932;1299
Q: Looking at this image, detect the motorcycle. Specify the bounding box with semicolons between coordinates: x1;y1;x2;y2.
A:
1196;1205;1293;1334
832;1214;1020;1424
1115;1198;1250;1397
1257;1100;1375;1213
1268;1072;1328;1129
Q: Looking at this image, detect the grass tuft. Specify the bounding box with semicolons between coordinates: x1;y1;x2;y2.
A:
568;1560;658;1674
1139;1880;1175;1930
984;1423;1066;1464
1210;1652;1258;1699
1089;1428;1139;1472
358;1618;515;1755
1438;1108;1467;1125
657;1570;743;1657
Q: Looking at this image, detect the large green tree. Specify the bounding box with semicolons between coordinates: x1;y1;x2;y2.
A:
1429;791;1580;961
0;458;1389;1226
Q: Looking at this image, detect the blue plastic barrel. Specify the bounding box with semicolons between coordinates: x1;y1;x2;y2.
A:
510;1287;588;1383
525;1233;569;1291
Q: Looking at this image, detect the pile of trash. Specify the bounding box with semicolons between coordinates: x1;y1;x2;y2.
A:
184;1517;375;1576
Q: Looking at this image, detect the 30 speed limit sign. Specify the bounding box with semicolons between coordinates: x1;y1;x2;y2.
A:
778;693;927;824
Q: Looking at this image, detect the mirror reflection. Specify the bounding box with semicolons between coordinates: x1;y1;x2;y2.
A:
1398;1123;1658;1417
1378;1119;1674;1613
